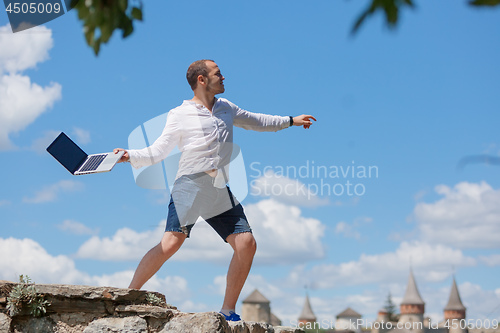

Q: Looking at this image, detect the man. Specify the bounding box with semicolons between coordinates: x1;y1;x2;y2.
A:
113;59;316;321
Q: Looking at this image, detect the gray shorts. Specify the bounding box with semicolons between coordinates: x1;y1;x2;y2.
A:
165;173;251;242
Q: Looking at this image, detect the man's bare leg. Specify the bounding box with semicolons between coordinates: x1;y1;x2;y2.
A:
221;232;257;311
129;231;187;289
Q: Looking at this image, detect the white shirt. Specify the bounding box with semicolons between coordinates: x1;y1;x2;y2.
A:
128;98;290;181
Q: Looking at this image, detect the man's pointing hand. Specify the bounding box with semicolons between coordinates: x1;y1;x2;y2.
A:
293;115;317;129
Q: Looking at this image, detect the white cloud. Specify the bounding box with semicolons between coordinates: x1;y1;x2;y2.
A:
141;275;190;307
478;254;500;267
89;270;189;307
1;237;497;325
30;130;60;153
29;128;89;154
0;237;84;284
72;127;91;145
23;180;84;203
414;181;500;249
482;143;500;156
212;274;286;302
76;219;233;263
76;199;326;265
0;200;11;207
245;199;326;264
0;24;53;75
176;300;210;313
0;74;62;150
285;241;475;290
335;221;361;239
241;274;287;301
76;223;163;261
0;237;191;309
414;190;427;201
455;282;500;321
250;170;329;207
335;217;372;240
0;24;62;150
88;270;134;289
57;220;99;236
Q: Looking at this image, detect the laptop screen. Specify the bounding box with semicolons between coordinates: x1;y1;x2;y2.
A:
46;132;88;174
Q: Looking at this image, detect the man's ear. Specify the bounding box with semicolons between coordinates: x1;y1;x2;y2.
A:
197;75;207;86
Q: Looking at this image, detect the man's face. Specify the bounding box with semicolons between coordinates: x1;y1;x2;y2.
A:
205;61;225;95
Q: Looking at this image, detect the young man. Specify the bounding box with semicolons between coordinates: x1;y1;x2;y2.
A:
113;59;316;321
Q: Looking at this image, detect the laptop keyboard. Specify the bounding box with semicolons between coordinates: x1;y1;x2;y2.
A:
79;154;107;172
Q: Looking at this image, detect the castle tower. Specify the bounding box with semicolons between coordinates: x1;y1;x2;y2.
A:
399;269;425;332
376;308;390;324
298;294;317;326
336;307;362;333
372;309;391;333
444;277;467;333
242;289;271;324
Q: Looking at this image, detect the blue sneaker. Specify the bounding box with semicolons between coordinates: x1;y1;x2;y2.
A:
220;311;241;321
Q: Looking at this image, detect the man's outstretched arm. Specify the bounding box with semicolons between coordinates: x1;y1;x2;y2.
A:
232;101;317;132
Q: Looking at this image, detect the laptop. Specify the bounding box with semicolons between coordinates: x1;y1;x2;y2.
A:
46;132;124;175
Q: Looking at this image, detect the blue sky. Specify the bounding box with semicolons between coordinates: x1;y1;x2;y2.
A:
1;0;499;328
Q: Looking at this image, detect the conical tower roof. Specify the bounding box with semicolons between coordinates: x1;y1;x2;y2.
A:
401;269;425;305
243;289;270;304
337;307;362;318
444;277;466;311
298;294;316;321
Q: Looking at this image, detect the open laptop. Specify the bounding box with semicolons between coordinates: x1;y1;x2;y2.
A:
46;132;124;175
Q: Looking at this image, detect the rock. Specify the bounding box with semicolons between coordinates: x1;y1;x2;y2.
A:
274;326;305;333
33;284;165;304
159;311;230;333
83;316;148;333
245;321;275;333
229;321;303;333
11;316;55;333
115;304;174;319
0;283;302;333
49;313;98;333
229;320;250;333
0;313;12;333
0;282;13;301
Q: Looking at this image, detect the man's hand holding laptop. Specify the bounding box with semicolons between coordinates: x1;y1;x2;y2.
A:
113;148;130;163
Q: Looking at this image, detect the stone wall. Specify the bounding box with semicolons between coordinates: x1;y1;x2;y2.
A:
0;281;303;333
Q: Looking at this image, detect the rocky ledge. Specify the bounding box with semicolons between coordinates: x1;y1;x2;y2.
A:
0;281;303;333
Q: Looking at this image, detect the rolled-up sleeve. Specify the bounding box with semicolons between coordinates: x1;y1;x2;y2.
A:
128;111;181;169
230;101;290;132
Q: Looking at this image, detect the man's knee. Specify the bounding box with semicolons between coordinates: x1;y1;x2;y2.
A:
246;234;257;255
232;232;257;255
159;231;186;255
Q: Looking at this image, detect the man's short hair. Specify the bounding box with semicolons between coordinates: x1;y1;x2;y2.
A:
186;59;214;90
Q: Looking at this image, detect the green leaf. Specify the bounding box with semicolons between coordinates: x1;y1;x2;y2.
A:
122;20;134;38
84;27;95;45
469;0;500;6
118;0;128;11
100;23;113;43
383;1;399;26
74;0;143;55
92;39;101;55
69;0;80;10
351;0;415;35
351;10;371;34
131;7;143;21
